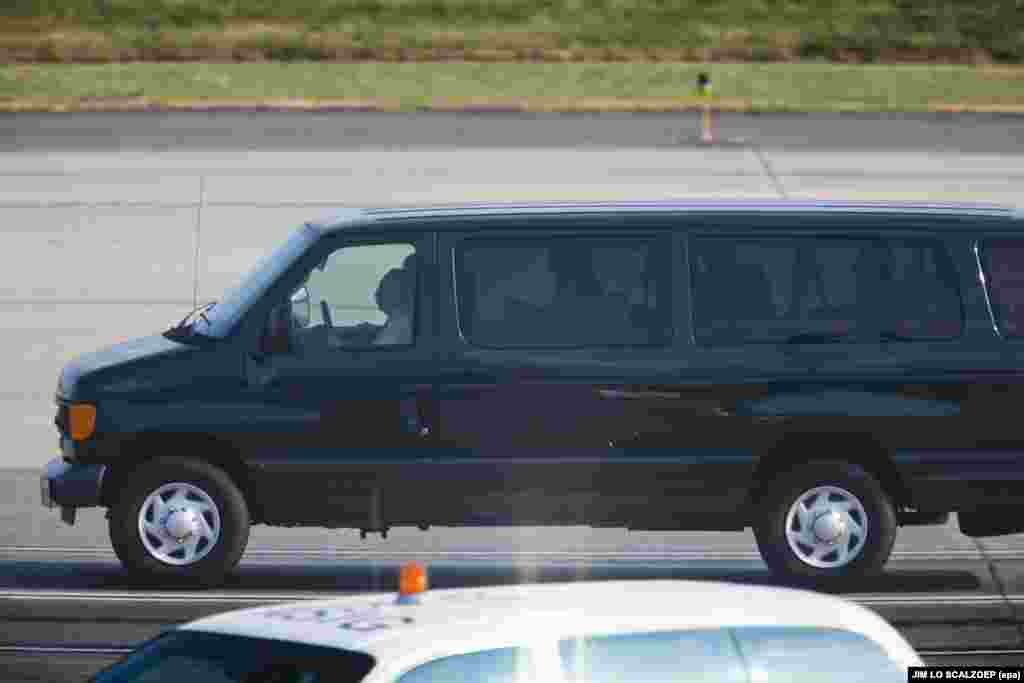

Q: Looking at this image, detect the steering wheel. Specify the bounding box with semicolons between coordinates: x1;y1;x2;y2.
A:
320;300;333;328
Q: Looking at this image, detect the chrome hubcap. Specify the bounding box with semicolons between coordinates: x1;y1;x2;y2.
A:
163;507;199;541
138;482;221;566
784;485;868;569
812;510;846;543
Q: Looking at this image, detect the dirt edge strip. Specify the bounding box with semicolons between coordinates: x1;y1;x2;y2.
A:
3;98;1024;114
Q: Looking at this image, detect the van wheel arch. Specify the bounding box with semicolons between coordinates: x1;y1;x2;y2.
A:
747;434;910;516
101;433;260;520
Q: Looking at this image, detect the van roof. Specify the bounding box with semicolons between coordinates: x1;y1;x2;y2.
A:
312;199;1020;234
185;579;920;666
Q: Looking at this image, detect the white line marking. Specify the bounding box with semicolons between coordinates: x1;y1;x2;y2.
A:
0;589;1010;607
0;546;1002;560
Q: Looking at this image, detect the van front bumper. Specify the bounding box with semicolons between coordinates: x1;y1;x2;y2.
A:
41;457;106;525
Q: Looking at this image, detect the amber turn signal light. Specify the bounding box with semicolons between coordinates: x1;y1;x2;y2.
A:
68;404;97;440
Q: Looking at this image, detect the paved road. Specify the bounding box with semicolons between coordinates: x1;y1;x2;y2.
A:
3;111;1024;153
0;553;1021;682
2;120;1023;472
0;550;1020;677
3;112;1024;679
2;113;1023;522
0;575;1020;683
3;109;1024;587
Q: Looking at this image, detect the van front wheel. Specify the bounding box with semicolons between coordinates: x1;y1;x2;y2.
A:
109;457;250;585
753;461;897;585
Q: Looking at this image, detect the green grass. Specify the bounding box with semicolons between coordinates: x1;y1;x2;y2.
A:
2;1;1023;62
4;61;1024;112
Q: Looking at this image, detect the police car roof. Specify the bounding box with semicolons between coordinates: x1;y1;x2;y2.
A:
308;199;1019;234
182;579;918;665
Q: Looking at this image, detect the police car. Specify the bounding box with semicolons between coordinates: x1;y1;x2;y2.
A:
91;563;923;682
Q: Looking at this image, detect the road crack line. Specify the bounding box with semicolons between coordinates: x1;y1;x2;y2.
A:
971;535;1024;648
749;143;789;199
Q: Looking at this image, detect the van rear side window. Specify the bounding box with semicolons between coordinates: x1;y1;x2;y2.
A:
455;237;670;348
881;239;962;339
980;240;1024;338
691;236;961;345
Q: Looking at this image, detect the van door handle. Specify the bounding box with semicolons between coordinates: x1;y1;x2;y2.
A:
410;387;435;440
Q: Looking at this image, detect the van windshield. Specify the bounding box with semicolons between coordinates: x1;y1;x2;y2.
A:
193;225;318;339
91;630;375;683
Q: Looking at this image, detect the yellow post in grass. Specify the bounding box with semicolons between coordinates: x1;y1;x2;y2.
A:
696;72;714;143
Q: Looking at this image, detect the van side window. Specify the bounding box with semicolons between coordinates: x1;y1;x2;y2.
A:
455;237;670;348
558;629;745;683
691;237;961;345
878;239;962;339
692;237;874;344
266;243;418;355
980;240;1024;337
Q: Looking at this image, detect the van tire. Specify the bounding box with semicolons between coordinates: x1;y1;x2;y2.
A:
109;457;250;586
753;461;896;586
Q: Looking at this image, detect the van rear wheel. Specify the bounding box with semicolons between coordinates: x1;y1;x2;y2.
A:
753;461;896;585
109;457;250;585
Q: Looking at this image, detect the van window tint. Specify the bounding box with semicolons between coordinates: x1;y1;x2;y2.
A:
732;626;906;682
456;237;669;348
691;237;961;345
558;629;746;683
980;240;1024;337
879;239;962;339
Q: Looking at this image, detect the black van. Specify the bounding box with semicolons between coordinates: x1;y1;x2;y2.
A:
42;200;1024;585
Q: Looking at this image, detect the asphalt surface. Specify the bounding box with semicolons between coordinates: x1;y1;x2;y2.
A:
3;111;1024;153
3;111;1024;680
3;114;1023;472
0;552;1022;680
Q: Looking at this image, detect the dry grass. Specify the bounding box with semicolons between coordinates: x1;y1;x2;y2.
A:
1;1;1021;63
4;61;1024;113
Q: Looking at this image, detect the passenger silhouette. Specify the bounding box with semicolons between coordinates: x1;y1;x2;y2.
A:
373;267;414;345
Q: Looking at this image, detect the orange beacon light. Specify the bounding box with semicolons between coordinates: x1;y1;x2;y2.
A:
397;561;428;604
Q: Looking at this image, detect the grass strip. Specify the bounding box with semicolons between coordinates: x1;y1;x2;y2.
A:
4;62;1024;113
3;1;1022;62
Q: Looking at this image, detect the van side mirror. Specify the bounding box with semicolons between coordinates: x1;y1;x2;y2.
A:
260;303;294;355
290;286;311;328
